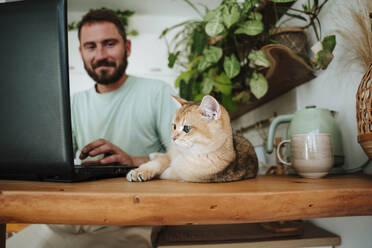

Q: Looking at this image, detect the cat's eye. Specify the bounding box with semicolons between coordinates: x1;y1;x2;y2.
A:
183;125;192;133
172;124;176;130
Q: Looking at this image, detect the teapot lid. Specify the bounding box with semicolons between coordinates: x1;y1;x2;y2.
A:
302;105;329;112
295;105;332;116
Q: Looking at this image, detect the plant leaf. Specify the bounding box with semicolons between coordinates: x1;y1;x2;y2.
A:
168;52;180;68
248;50;271;68
197;57;212;71
175;70;194;88
321;35;336;52
193;94;205;102
188;56;202;70
248;12;263;21
250;72;268;99
316;50;334;69
243;0;259;14
223;54;241;78
203;46;223;63
204;7;222;22
127;30;138;36
234;20;264;36
201;77;214;94
179;79;193;100
208;67;218;78
233;91;251;104
68;22;77;31
222;94;237;112
192;28;207;55
215;72;233;95
205;18;225;37
222;4;241;28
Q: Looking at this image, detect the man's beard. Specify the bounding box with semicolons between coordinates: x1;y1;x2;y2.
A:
84;55;128;85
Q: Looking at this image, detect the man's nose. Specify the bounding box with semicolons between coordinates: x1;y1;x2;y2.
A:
95;46;108;60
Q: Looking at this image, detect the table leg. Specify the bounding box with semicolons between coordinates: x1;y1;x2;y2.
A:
0;224;5;248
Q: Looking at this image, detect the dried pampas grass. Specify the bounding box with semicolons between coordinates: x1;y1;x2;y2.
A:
335;0;372;70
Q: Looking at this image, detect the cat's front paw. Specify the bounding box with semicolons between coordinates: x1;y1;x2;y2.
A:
126;168;155;182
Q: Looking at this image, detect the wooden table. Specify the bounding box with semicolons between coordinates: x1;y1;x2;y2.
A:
1;174;372;247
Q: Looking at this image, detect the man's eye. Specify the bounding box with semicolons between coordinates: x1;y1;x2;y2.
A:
104;40;117;47
84;43;96;50
172;124;176;130
183;125;192;133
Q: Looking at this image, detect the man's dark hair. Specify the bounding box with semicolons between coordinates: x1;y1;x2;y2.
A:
78;9;127;43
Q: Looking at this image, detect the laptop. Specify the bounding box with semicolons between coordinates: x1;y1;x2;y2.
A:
0;0;137;182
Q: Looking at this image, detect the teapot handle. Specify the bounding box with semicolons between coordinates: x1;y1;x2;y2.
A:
266;114;294;154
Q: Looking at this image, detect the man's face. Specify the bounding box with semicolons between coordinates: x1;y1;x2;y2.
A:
79;21;130;85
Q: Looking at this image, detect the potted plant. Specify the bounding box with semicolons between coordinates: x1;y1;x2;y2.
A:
271;0;336;69
160;0;336;116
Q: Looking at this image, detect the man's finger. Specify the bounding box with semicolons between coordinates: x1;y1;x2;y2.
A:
79;145;106;160
100;154;120;164
79;150;89;160
88;143;115;157
81;139;110;155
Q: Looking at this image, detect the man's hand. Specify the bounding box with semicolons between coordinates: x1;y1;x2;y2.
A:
80;139;134;166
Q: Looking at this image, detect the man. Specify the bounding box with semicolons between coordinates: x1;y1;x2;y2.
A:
8;9;177;248
68;8;178;246
72;9;177;167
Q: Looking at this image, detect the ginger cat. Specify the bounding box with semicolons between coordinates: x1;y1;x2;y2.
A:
127;95;258;183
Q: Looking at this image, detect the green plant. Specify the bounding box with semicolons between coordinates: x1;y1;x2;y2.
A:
68;7;138;36
160;0;335;112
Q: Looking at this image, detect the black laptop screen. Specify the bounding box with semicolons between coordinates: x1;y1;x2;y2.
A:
0;0;74;176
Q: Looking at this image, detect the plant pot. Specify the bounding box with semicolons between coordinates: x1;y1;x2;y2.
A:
271;26;308;57
229;44;315;120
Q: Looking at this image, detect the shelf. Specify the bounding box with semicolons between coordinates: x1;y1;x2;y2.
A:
0;174;371;226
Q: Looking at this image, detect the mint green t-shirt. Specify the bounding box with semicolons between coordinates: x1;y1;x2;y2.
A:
70;76;178;162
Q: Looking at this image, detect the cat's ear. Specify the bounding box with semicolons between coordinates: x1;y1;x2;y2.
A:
172;95;189;109
199;95;221;120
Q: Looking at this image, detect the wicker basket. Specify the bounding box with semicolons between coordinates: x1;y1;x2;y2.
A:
271;27;308;57
357;63;372;158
